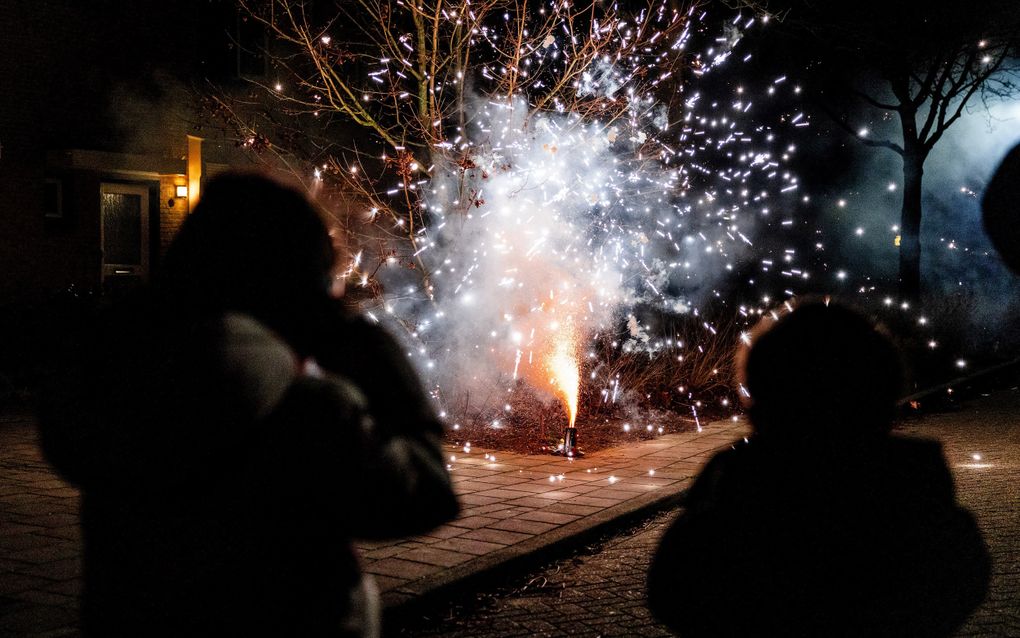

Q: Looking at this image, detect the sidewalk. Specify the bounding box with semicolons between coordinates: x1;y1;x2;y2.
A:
0;412;746;635
361;421;749;608
390;383;1020;637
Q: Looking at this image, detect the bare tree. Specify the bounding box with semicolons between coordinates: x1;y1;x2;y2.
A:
764;0;1020;297
207;0;699;298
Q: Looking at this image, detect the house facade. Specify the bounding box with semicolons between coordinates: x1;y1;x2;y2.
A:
0;0;257;304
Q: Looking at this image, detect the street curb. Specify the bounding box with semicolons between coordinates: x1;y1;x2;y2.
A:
898;356;1020;409
380;447;705;622
380;358;1020;623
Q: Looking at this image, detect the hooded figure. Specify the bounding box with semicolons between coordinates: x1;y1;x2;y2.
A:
647;300;989;637
984;142;1020;274
38;171;458;637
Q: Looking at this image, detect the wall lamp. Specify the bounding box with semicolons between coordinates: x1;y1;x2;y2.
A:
169;184;189;208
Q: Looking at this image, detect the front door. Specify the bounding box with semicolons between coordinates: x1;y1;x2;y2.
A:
100;183;150;285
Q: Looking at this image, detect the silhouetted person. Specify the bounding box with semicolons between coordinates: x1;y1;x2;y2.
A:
984;142;1020;273
648;300;989;637
37;171;459;637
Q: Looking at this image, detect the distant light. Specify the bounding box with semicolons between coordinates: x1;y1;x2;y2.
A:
956;359;967;368
887;183;897;191
321;35;331;45
836;270;847;280
274;82;283;92
855;227;865;236
858;128;869;137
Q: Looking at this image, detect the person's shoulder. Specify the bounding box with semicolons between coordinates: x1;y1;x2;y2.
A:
685;438;757;497
884;434;955;496
698;437;760;472
886;434;946;463
285;369;369;420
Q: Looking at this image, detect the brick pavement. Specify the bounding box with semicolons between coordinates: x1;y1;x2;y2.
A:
0;410;747;636
392;384;1020;637
0;413;80;637
900;389;1020;637
361;422;748;607
5;383;1016;638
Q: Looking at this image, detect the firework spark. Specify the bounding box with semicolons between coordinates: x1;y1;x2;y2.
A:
362;5;810;426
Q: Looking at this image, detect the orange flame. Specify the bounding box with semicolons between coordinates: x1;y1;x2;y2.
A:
547;319;579;427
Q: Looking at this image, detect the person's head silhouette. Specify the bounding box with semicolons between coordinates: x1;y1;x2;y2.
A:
983;142;1020;274
161;171;340;352
738;299;902;445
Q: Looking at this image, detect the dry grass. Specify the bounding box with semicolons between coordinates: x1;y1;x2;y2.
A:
443;310;746;454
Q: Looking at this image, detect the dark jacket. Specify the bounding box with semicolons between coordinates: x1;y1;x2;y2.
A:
38;296;458;637
647;434;989;637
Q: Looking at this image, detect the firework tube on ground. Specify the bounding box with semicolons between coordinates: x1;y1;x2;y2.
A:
549;320;583;456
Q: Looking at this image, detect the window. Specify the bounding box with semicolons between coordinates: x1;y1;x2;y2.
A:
42;179;63;219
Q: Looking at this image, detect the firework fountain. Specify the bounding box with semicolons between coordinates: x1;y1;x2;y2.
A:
362;7;809;451
231;1;815;451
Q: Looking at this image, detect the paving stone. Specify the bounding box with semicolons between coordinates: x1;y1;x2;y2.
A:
369;574;407;593
430;537;508;556
478;506;533;521
501;482;563;494
486;518;558;535
0;603;77;634
0;574;55;596
457;493;504;506
505;495;567;508
22;557;81;581
458;528;533;546
538;503;604;516
395;546;474;568
473;488;537;499
514;510;581;525
363;558;439;580
469;475;532;487
363;546;408;560
418;525;467;540
446;515;501;530
562;495;623;508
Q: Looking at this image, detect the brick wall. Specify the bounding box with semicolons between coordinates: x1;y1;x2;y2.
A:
159;176;189;257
